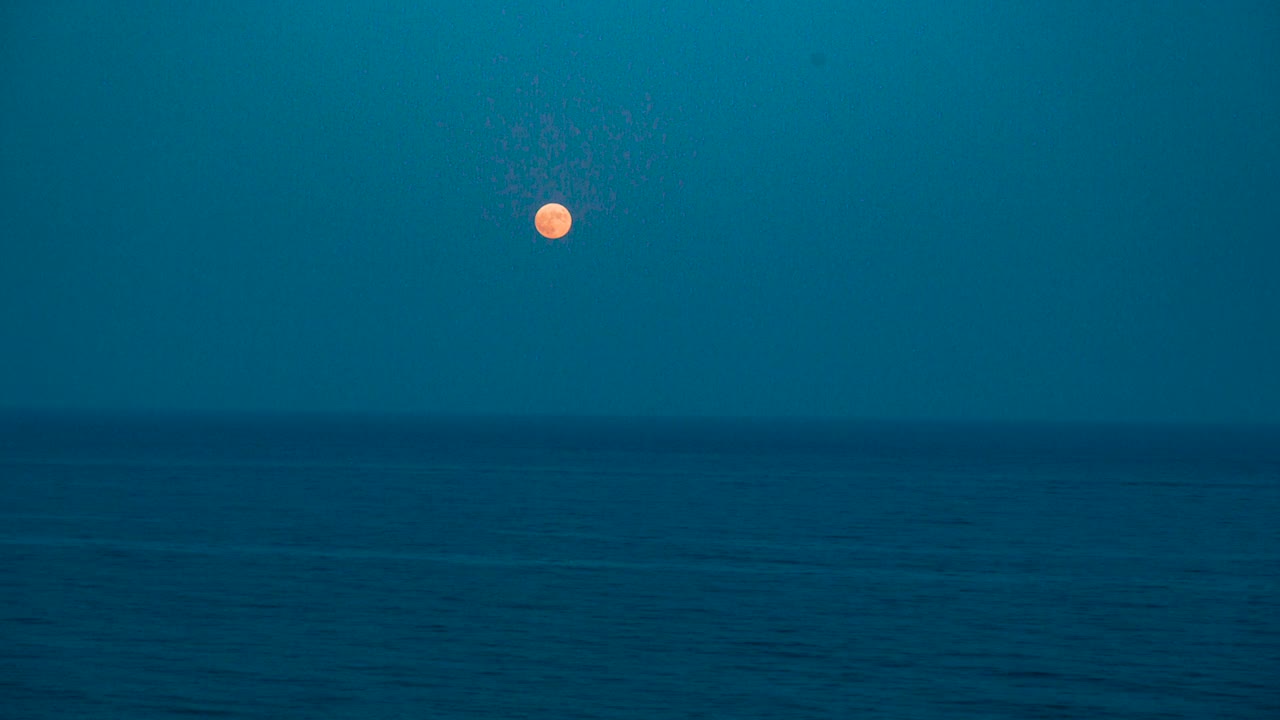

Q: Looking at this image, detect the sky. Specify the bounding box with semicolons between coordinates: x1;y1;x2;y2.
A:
2;0;1278;422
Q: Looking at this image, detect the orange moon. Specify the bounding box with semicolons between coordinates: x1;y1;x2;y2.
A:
534;203;572;240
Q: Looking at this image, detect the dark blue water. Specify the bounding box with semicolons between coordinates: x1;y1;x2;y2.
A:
3;414;1277;718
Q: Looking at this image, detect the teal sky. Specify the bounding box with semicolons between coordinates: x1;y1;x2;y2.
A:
2;1;1278;422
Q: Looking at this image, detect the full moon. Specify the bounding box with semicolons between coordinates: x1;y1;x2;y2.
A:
534;203;572;240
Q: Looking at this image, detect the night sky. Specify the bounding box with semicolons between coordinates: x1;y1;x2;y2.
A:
3;1;1278;422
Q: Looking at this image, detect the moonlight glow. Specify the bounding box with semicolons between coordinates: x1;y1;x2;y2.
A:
472;56;687;233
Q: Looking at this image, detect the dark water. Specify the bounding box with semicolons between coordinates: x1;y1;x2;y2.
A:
3;414;1278;719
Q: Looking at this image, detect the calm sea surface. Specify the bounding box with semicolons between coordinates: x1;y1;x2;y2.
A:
2;414;1277;718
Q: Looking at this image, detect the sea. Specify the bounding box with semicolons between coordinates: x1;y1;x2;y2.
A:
2;413;1277;719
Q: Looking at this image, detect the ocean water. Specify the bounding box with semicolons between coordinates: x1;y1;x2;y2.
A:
2;414;1277;719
